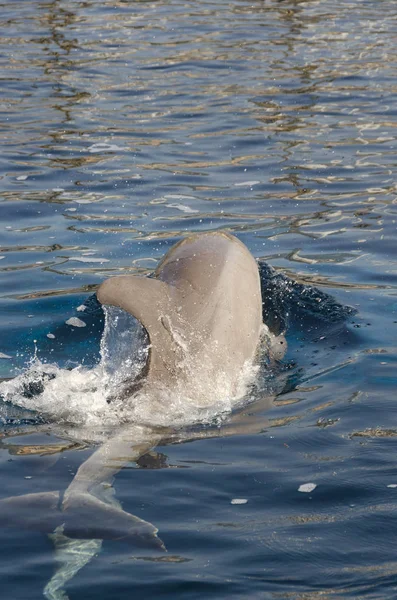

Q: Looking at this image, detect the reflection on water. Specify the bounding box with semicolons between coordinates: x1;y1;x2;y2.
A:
1;0;397;598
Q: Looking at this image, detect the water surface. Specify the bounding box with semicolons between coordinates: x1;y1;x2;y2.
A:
1;0;397;598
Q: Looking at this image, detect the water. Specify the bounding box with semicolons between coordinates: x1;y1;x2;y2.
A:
1;0;397;597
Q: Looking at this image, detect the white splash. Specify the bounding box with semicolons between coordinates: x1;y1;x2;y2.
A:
298;483;317;493
65;317;86;328
0;306;258;436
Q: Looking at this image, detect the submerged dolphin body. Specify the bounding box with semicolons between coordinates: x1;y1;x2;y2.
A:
0;232;284;551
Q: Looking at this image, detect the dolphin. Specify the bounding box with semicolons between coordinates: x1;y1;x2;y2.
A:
97;231;271;401
0;232;285;552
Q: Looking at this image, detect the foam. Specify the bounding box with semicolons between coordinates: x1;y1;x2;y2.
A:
0;306;260;436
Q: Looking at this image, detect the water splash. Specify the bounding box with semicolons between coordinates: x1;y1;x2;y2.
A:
0;305;260;436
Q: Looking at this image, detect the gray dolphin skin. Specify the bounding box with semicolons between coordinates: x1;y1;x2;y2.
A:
0;232;286;596
97;231;265;399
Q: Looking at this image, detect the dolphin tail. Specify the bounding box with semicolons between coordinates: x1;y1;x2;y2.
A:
0;489;165;550
0;490;61;532
62;490;166;550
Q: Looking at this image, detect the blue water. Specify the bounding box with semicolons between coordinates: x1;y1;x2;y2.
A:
1;0;397;597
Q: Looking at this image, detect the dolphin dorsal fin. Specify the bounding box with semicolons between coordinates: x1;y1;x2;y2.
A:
97;275;181;377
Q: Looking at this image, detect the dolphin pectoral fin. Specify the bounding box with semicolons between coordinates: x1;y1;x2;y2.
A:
62;491;166;550
97;275;172;335
0;490;61;532
97;275;178;374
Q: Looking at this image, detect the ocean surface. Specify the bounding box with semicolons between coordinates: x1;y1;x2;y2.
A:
1;0;397;598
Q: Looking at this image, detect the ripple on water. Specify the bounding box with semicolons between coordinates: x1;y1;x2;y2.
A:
1;0;397;598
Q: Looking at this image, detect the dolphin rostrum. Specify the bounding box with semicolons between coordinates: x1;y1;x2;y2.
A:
0;232;285;556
